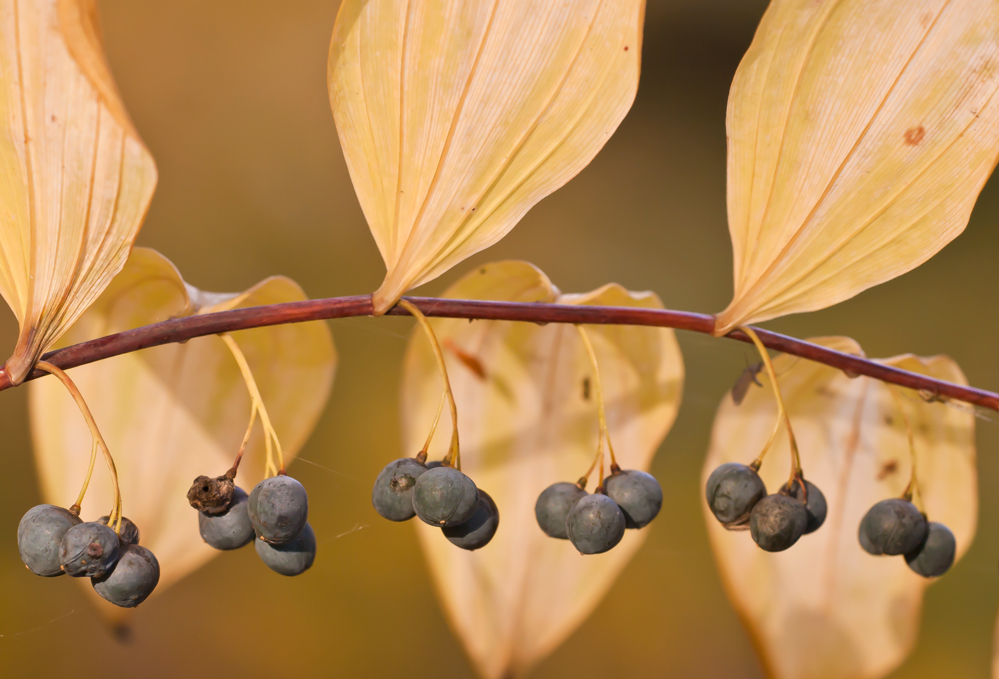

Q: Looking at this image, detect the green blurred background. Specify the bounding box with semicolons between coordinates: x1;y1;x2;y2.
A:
1;1;997;676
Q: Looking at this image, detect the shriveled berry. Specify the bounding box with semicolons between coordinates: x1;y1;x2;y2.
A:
60;522;120;577
443;490;499;551
187;472;235;515
535;483;588;539
92;544;160;608
248;475;309;544
789;480;827;534
98;515;140;547
566;494;626;555
412;466;479;527
255;522;316;576
750;494;807;552
199;487;254;550
372;458;427;521
18;505;81;577
604;470;662;529
706;463;766;528
859;498;927;556
905;522;956;578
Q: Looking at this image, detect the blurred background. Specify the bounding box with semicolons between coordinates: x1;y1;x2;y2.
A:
1;1;997;676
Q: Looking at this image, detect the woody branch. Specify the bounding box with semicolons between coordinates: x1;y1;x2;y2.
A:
5;295;996;412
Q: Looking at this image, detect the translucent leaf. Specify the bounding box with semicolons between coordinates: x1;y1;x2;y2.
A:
715;0;999;334
703;337;976;679
29;248;335;613
329;0;645;314
0;0;157;383
401;261;683;679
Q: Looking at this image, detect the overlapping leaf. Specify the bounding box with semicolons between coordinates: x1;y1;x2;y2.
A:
329;0;645;314
0;0;157;383
401;261;683;679
29;248;335;611
715;0;999;334
703;337;976;679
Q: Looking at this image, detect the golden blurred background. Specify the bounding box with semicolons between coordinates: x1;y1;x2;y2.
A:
1;1;997;677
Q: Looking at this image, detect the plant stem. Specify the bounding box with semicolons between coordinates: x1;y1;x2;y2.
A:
7;295;997;412
35;361;122;530
740;326;802;484
397;299;460;469
576;325;618;471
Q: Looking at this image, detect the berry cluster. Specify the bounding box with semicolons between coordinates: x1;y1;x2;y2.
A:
17;506;160;608
189;471;317;576
372;456;499;551
705;463;827;551
535;467;663;554
859;498;955;578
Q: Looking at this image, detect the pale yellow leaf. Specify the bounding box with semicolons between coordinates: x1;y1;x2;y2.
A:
0;0;156;384
703;337;976;679
28;248;335;613
715;0;999;334
329;0;645;314
401;261;683;679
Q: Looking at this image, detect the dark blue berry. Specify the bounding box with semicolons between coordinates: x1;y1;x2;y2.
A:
199;487;254;550
92;544;160;608
412;466;478;527
905;522;956;578
248;475;309;544
372;458;427;521
706;463;766;528
859;498;927;556
566;493;626;555
98;515;140;547
535;483;588;539
443;490;499;551
18;505;81;577
750;494;807;552
60;522;120;577
604;470;662;529
789;480;827;534
255;522;316;576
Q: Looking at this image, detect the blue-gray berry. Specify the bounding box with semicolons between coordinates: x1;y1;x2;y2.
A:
566;493;626;555
412;466;479;527
98;515;140;547
59;521;120;577
199;487;254;550
535;483;588;539
750;494;807;552
372;458;427;521
859;498;927;556
255;522;316;576
18;505;81;577
905;522;956;578
248;475;309;544
604;470;662;529
706;463;766;528
789;480;827;535
443;490;499;550
92;544;160;608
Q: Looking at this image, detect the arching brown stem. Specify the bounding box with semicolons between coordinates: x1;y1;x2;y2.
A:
4;295;996;412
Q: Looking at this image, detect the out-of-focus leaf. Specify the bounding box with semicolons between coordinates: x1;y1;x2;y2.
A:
401;261;683;679
329;0;645;314
703;337;976;679
0;0;157;383
29;248;335;613
715;0;999;334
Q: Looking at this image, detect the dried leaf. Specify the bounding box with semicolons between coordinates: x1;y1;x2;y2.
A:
329;0;645;314
715;0;999;334
703;337;976;679
29;248;335;611
401;261;683;679
0;0;157;383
